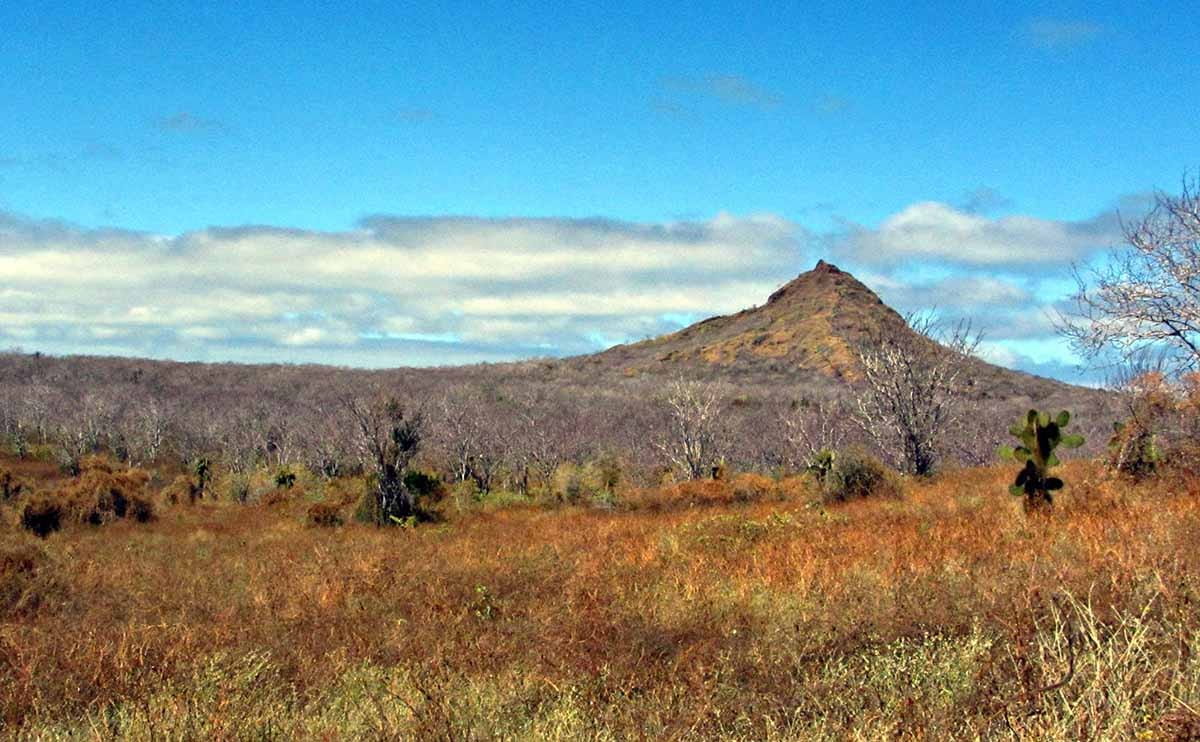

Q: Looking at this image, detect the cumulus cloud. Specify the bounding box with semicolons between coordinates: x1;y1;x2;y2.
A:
0;210;805;366
821;198;1136;382
0;195;1136;381
864;274;1031;310
855;269;1093;382
827;201;1120;268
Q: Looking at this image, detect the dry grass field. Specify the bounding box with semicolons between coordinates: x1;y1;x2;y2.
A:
3;454;1200;740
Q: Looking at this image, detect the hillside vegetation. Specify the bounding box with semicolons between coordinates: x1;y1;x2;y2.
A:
0;263;1117;493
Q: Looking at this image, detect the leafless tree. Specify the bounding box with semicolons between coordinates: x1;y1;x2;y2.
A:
55;393;115;471
508;389;565;493
125;398;170;467
782;396;852;470
1061;175;1200;377
299;398;355;478
0;386;24;453
655;378;725;479
345;393;424;523
22;383;55;444
431;387;509;493
854;314;981;476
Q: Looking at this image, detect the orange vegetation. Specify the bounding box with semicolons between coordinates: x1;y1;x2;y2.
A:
2;455;1200;739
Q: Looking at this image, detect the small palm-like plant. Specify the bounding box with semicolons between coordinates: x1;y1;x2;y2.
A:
999;410;1085;512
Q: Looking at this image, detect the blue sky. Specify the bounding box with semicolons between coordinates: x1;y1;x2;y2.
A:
1;1;1197;382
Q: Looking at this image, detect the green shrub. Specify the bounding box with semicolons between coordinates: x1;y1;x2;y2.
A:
821;449;897;502
5;432;28;458
563;470;588;503
552;461;619;505
1107;421;1161;478
227;473;251;504
403;470;445;502
354;481;385;524
355;471;442;525
594;452;623;494
55;448;81;477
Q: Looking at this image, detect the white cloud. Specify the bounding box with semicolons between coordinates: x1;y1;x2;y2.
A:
865;274;1031;311
280;327;333;346
0;196;1134;379
0;210;805;365
822;199;1135;382
977;341;1021;368
829;201;1119;267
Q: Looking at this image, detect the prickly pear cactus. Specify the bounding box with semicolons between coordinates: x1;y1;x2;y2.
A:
805;449;837;482
999;410;1085;512
192;457;212;493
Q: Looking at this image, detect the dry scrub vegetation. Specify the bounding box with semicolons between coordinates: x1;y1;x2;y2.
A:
3;452;1200;740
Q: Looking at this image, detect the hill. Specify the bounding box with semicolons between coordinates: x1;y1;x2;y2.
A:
0;261;1115;470
567;260;1089;405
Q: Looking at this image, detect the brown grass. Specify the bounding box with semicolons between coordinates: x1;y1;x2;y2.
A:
1;455;1199;739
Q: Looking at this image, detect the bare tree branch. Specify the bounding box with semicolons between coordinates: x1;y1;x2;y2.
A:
1059;174;1200;377
853;313;981;476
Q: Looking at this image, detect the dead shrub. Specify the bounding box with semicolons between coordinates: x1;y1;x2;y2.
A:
1157;707;1200;741
19;458;156;534
258;487;294;507
126;494;155;523
653;479;736;509
776;474;816;501
54;460;155;525
1;466;26;502
821;449;900;503
0;540;65;617
20;496;62;538
676;478;734;505
620;475;784;510
77;454;114;475
729;473;778;502
306;502;343;527
161;475;201;506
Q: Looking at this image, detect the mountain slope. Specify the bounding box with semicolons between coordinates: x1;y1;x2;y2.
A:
570;260;1085;402
592;260;904;380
